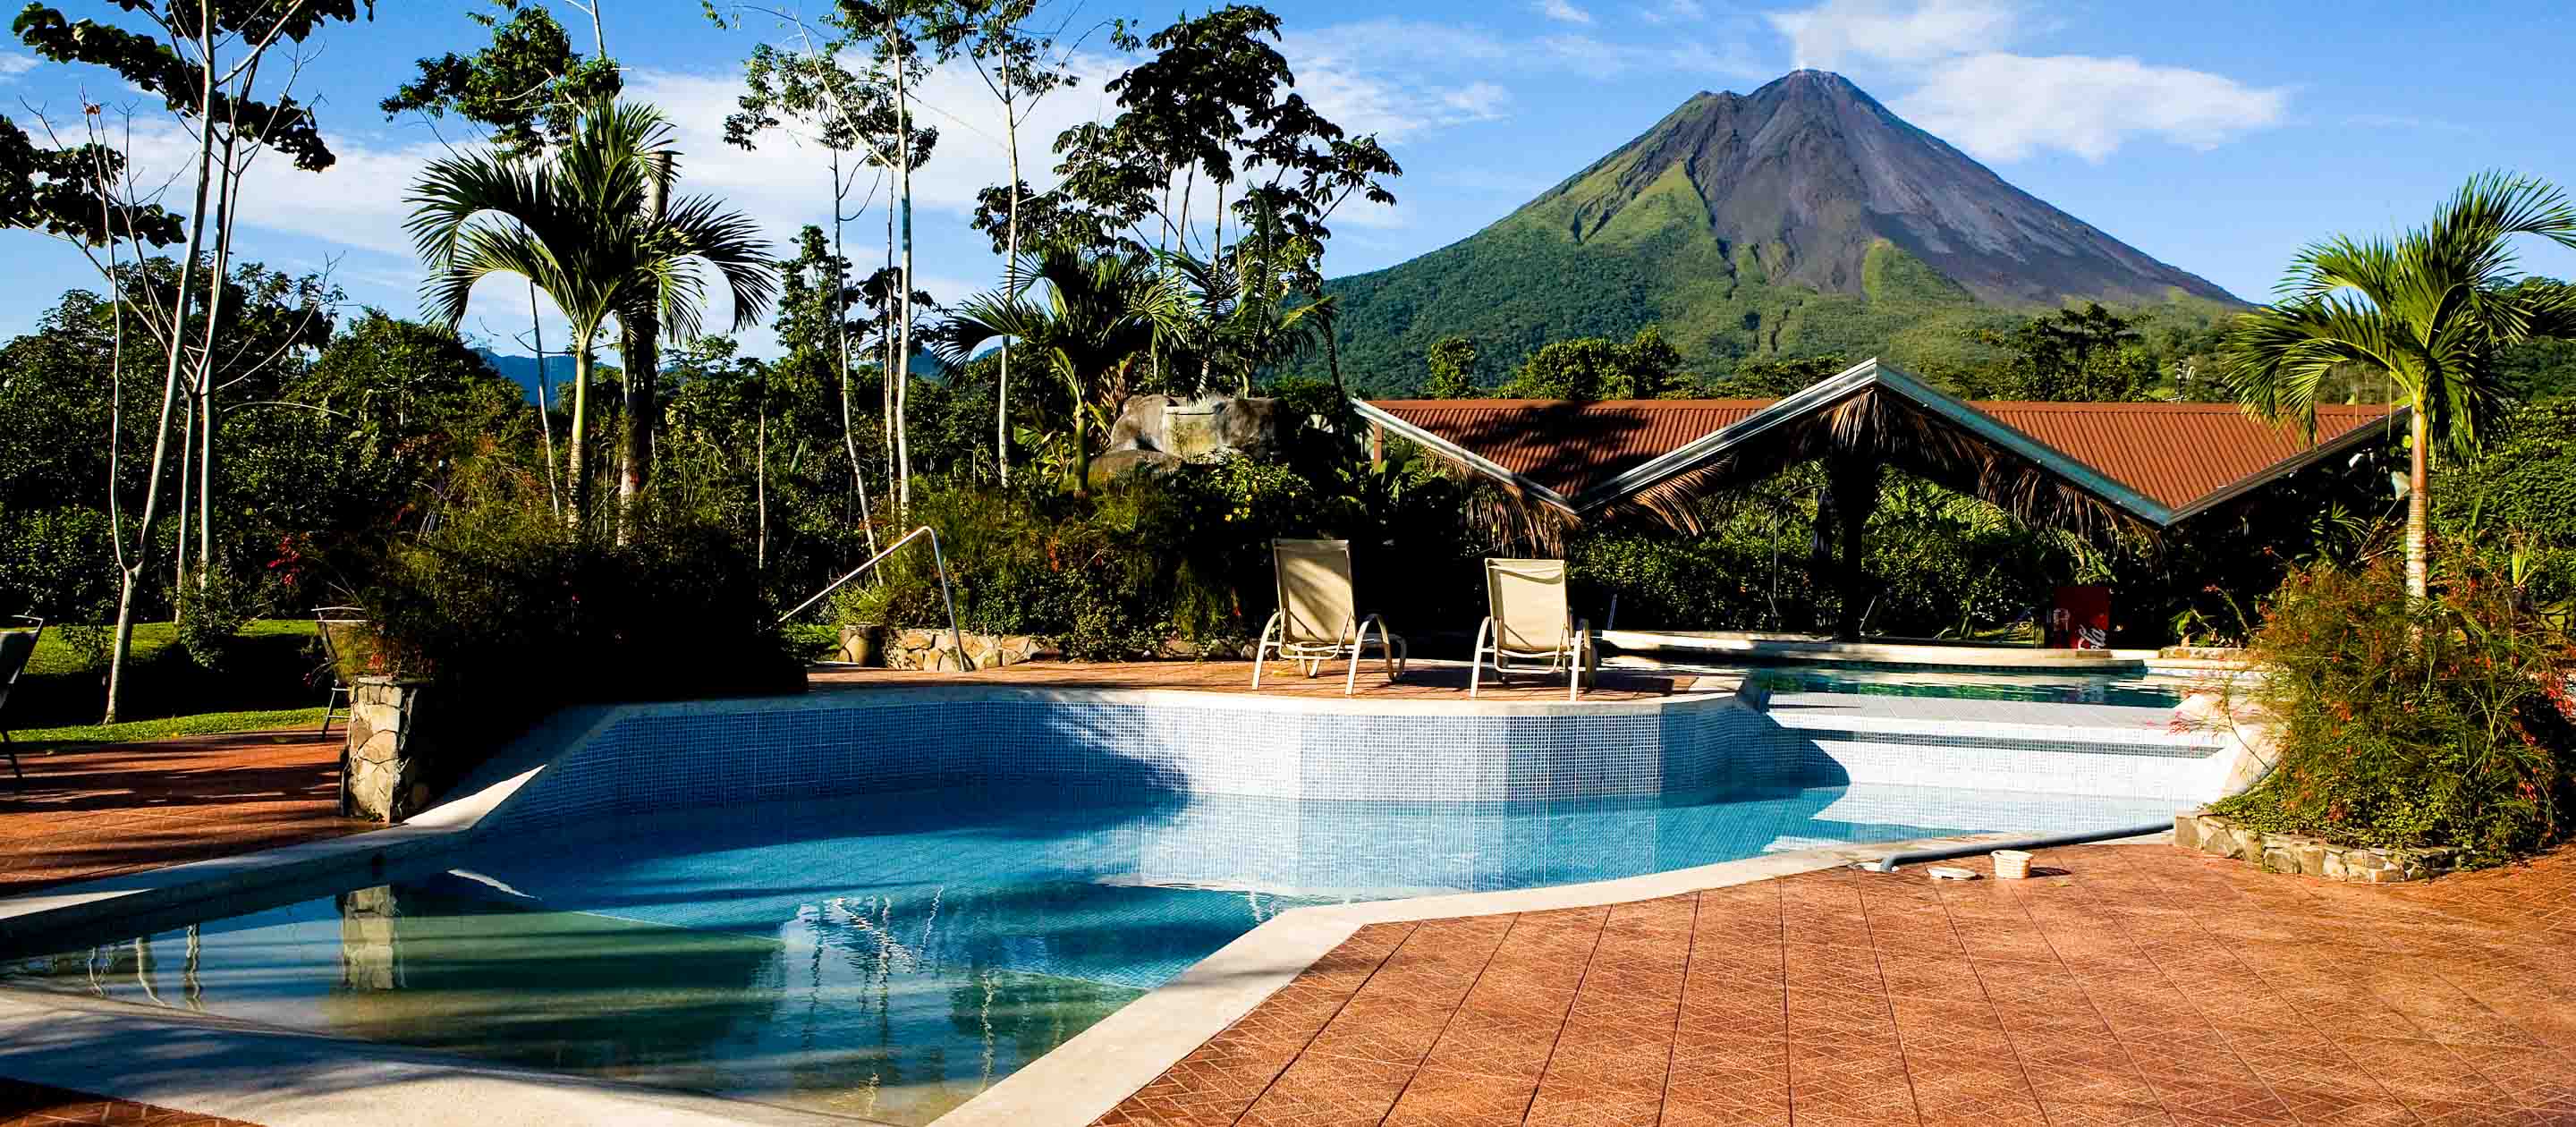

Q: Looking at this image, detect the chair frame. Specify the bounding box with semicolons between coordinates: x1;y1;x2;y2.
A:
2;614;44;786
1250;539;1408;697
1469;560;1593;702
313;606;367;734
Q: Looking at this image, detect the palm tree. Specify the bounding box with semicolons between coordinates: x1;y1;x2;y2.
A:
936;241;1166;494
1153;201;1339;397
2223;171;2576;598
407;101;777;525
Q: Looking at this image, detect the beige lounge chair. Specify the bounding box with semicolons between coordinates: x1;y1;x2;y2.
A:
1252;538;1406;696
313;606;367;734
1470;558;1593;701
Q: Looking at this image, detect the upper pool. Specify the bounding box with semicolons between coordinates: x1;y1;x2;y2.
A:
2;780;2180;1124
1745;662;2199;708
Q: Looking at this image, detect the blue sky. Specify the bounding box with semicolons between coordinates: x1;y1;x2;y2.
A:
4;0;2572;356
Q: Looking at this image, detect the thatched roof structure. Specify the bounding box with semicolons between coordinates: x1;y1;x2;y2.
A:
1360;358;2400;547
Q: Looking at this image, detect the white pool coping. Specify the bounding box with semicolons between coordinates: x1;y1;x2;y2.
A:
0;828;2122;1127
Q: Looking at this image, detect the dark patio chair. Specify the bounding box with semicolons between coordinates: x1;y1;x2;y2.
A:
1;615;42;786
313;606;366;734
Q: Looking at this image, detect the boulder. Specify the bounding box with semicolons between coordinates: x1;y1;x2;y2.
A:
1103;394;1284;463
1087;447;1185;487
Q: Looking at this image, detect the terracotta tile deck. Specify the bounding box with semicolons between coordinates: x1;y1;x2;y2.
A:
1097;843;2576;1127
0;730;370;896
810;659;1690;701
0;1077;261;1126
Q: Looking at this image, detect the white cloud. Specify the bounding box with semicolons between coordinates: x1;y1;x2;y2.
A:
1769;0;2021;68
1763;0;2288;163
1534;0;1596;25
0;52;39;80
1894;52;2290;162
1638;0;1707;23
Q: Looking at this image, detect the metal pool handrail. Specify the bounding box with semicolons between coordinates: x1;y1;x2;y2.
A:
778;526;970;673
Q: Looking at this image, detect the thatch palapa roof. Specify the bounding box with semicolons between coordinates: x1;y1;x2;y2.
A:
1359;358;2399;543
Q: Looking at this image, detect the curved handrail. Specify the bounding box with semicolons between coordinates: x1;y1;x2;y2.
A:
777;526;970;673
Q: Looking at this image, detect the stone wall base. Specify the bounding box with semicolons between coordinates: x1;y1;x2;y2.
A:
341;677;435;823
884;629;1047;672
2175;810;2458;883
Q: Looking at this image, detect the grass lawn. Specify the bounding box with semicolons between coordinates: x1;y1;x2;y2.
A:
10;619;334;747
15;707;330;749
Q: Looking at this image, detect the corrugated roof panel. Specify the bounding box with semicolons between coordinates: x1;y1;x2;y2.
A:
1370;397;2395;513
1369;399;1769;497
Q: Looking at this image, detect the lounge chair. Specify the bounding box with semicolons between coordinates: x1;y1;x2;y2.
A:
1252;538;1407;696
1470;559;1593;701
313;606;366;734
1;615;42;785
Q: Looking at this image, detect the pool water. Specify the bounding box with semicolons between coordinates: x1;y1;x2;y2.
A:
3;784;2180;1123
1746;663;2196;708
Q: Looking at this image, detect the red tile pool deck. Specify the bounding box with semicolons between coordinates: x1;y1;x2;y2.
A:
0;730;370;896
1096;843;2576;1127
0;1076;262;1126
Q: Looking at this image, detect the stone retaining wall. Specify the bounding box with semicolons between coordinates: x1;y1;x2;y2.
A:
882;629;1046;672
2174;810;2457;883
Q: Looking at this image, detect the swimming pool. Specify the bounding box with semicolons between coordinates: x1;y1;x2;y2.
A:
1744;662;2199;708
2;781;2180;1124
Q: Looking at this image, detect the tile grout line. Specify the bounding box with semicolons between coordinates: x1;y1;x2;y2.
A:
1961;872;2059;1126
1223;920;1424;1127
1771;877;1801;1127
1853;875;1929;1127
1368;912;1525;1126
2097;865;2418;1127
2123;852;2445;1117
1953;853;2171;1125
1648;890;1704;1127
1516;901;1619;1124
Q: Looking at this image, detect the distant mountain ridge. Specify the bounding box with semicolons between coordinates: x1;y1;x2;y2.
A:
473;348;580;404
1320;70;2242;394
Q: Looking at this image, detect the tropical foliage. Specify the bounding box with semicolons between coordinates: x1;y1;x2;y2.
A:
407;100;776;524
2207;550;2576;866
2223;172;2576;597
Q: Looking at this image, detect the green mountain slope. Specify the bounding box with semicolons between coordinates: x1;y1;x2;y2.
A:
1320;71;2244;395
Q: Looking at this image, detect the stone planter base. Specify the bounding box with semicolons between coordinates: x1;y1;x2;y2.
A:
2175;810;2458;883
341;677;435;824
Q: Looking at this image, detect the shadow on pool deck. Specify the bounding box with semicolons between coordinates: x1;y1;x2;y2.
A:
0;731;372;898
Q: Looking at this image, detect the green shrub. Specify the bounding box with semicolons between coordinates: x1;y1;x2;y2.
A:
174;564;263;671
359;504;799;704
2209;549;2576;866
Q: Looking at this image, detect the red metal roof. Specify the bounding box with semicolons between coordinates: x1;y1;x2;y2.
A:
1368;397;2395;515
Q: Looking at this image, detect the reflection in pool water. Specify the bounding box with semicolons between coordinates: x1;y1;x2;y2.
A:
4;783;2178;1123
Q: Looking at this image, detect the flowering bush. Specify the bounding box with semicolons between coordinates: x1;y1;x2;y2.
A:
2209;547;2576;866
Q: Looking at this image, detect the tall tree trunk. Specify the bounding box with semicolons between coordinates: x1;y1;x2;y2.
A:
2405;404;2429;601
996;46;1021;487
567;340;594;527
617;153;670;541
756;408;769;572
828;156;879;562
173;401;192;596
531;280;561;516
110;6;221;722
891;11;916;512
1070;373;1091;497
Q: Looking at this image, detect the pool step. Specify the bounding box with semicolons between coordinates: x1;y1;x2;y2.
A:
1757;691;2224;802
